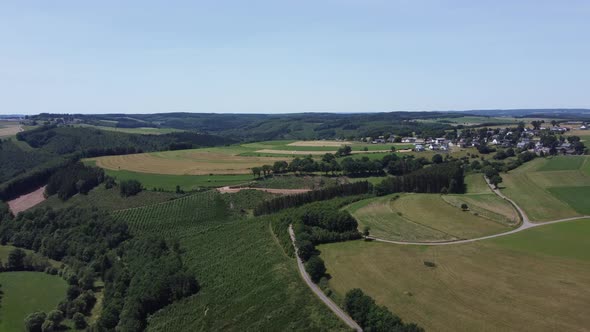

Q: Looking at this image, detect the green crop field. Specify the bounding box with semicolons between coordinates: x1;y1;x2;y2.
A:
501;156;590;221
547;186;590;215
345;193;512;242
538;156;585;171
0;272;68;332
113;191;347;331
319;219;590;332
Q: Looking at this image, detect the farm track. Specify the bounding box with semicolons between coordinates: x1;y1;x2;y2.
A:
217;186;311;195
367;177;589;246
288;225;363;332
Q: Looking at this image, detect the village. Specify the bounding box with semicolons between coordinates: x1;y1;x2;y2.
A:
357;121;588;155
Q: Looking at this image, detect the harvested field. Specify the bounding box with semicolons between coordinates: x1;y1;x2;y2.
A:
92;150;285;175
0;121;22;138
7;186;46;214
287;140;352;147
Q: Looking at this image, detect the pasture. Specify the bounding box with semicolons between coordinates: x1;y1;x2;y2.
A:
0;272;68;332
113;191;348;331
500;156;590;221
346;193;513;242
319;218;590;332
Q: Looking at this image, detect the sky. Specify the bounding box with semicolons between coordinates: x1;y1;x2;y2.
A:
0;1;589;115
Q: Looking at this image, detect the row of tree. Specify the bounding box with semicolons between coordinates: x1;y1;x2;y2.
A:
252;153;435;179
253;181;371;215
375;162;465;196
344;288;424;332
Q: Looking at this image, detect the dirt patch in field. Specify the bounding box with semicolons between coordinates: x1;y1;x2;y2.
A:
0;123;22;138
287;140;352;147
217;186;311;195
7;186;46;214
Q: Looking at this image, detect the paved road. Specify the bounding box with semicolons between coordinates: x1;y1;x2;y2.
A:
367;177;589;246
288;225;363;332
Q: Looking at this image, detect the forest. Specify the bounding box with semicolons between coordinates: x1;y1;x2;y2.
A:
0;207;198;332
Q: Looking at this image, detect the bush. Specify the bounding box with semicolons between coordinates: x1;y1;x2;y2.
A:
304;255;327;283
72;313;87;329
461;203;468;210
120;179;142;197
24;312;46;332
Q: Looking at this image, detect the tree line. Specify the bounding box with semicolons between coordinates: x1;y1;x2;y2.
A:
0;207;198;331
253;181;371;216
252;152;434;179
45;162;105;200
344;288;424;332
375;161;465;196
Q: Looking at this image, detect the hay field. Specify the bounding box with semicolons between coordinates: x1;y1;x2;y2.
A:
346;193;512;242
0;121;22;138
319;218;590;332
91;149;285;175
501;156;590;221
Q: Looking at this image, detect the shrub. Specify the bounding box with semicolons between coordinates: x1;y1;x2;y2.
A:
24;312;46;332
120;179;142;197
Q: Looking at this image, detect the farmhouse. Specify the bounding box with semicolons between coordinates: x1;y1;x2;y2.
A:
402;137;416;143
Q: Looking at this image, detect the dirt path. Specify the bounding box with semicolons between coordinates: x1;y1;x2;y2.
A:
217;186;311;195
7;186;46;214
366;178;589;246
288;225;363;331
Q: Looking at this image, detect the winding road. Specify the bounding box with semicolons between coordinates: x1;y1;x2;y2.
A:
366;177;589;246
288;225;363;332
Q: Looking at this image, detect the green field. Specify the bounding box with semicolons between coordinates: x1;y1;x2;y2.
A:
0;272;68;332
319;219;590;332
464;173;491;194
113;191;347;331
345;193;512;242
547;186;590;215
501;156;590;221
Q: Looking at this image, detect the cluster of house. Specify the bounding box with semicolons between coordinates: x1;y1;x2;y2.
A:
401;137;450;151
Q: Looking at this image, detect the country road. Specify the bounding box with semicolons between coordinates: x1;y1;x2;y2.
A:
367;176;589;246
288;225;363;332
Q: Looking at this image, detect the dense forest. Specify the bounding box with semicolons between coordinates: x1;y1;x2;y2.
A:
375;161;465;195
30;112;457;141
0;207;198;331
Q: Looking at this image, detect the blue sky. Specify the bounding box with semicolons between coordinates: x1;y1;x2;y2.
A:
1;1;589;114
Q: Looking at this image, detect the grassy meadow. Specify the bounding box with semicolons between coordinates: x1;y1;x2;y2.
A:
319;218;590;332
500;156;590;221
0;272;68;332
345;192;513;242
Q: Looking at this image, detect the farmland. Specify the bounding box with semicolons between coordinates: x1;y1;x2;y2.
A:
0;272;68;332
0;121;22;139
345;192;514;242
76;124;184;135
113;191;348;331
319;218;590;332
500;156;590;221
